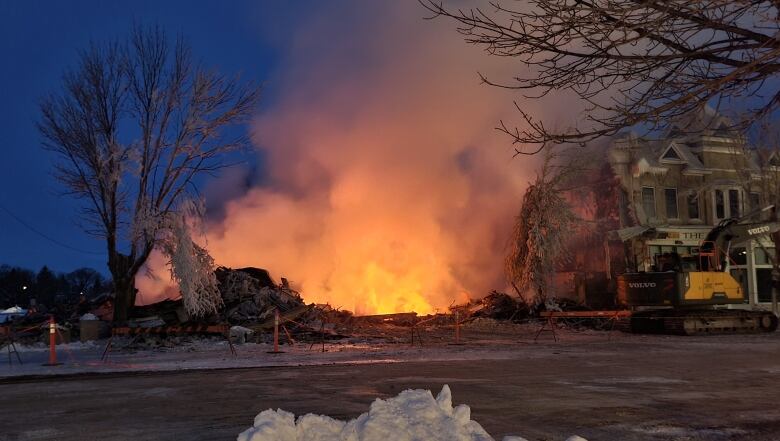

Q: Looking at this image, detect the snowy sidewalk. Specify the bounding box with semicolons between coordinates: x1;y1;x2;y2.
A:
0;338;556;380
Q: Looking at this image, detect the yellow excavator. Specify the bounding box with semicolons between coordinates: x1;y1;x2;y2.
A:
617;212;779;335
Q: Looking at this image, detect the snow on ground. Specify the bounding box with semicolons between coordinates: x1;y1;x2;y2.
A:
0;337;556;379
237;385;587;441
1;329;774;380
12;340;102;353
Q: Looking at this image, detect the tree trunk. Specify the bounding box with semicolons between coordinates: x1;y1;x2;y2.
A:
112;276;137;323
109;253;138;324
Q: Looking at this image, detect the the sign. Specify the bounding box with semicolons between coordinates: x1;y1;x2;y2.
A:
653;228;710;242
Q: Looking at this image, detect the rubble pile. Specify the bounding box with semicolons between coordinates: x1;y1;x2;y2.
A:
452;291;530;322
129;267;308;329
216;267;304;325
1;263;604;351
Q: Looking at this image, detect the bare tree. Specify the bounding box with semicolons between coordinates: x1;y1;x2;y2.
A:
422;1;780;153
506;149;579;303
38;26;260;322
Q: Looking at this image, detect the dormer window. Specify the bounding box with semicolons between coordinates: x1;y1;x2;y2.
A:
660;143;686;163
662;146;681;160
769;153;780;167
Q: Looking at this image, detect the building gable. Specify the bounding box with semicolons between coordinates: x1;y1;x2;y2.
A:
660;143;686;163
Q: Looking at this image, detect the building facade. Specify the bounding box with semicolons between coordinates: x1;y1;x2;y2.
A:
607;106;778;307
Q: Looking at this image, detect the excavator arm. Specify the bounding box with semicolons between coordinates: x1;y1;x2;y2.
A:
701;216;780;271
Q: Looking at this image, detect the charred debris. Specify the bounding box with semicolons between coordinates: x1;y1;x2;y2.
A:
1;268;596;347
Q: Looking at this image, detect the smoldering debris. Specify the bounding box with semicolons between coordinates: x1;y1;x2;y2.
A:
452;290;531;322
1;265;600;352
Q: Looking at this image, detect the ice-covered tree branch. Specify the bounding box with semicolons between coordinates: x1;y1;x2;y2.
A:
422;0;780;150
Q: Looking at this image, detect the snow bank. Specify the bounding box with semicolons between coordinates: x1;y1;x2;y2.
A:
237;385;586;441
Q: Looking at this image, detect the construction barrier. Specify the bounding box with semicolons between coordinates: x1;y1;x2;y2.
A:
407;313;469;347
535;310;632;342
101;323;235;361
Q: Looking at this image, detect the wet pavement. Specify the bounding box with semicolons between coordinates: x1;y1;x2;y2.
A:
1;332;779;440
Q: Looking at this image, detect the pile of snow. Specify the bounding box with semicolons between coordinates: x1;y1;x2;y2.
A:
238;385;587;441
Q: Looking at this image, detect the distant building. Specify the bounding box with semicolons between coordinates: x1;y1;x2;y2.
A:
605;105;777;307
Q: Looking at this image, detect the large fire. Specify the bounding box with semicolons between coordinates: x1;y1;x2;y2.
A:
136;3;576;314
325;261;435;315
204;184;478;315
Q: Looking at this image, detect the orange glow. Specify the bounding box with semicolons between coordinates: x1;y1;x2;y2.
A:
339;261;432;315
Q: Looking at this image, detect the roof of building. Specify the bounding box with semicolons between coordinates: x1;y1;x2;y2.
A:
665;104;739;138
610;105;762;175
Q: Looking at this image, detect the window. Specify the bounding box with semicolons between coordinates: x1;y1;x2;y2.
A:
750;192;760;213
750;192;760;211
755;247;776;265
757;269;774;302
662;146;681;160
728;189;740;218
729;247;747;266
642;187;656;219
715;190;725;219
664;188;678;218
687;194;700;220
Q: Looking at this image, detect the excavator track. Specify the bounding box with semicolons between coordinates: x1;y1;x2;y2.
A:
629;309;778;336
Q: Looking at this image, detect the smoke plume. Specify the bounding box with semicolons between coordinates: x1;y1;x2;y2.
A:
139;2;586;314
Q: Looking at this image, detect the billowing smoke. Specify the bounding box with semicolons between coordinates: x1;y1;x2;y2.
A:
138;2;586;314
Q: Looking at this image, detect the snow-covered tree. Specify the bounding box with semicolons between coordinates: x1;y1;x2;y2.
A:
159;201;223;318
506;150;579;303
38;25;259;322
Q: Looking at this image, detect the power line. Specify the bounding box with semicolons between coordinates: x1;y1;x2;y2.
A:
0;202;104;256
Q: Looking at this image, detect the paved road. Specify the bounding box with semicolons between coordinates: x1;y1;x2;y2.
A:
2;335;780;440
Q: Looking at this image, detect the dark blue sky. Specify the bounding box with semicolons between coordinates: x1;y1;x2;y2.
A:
0;1;312;274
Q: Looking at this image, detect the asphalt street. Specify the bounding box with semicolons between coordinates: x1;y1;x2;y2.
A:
1;334;779;441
